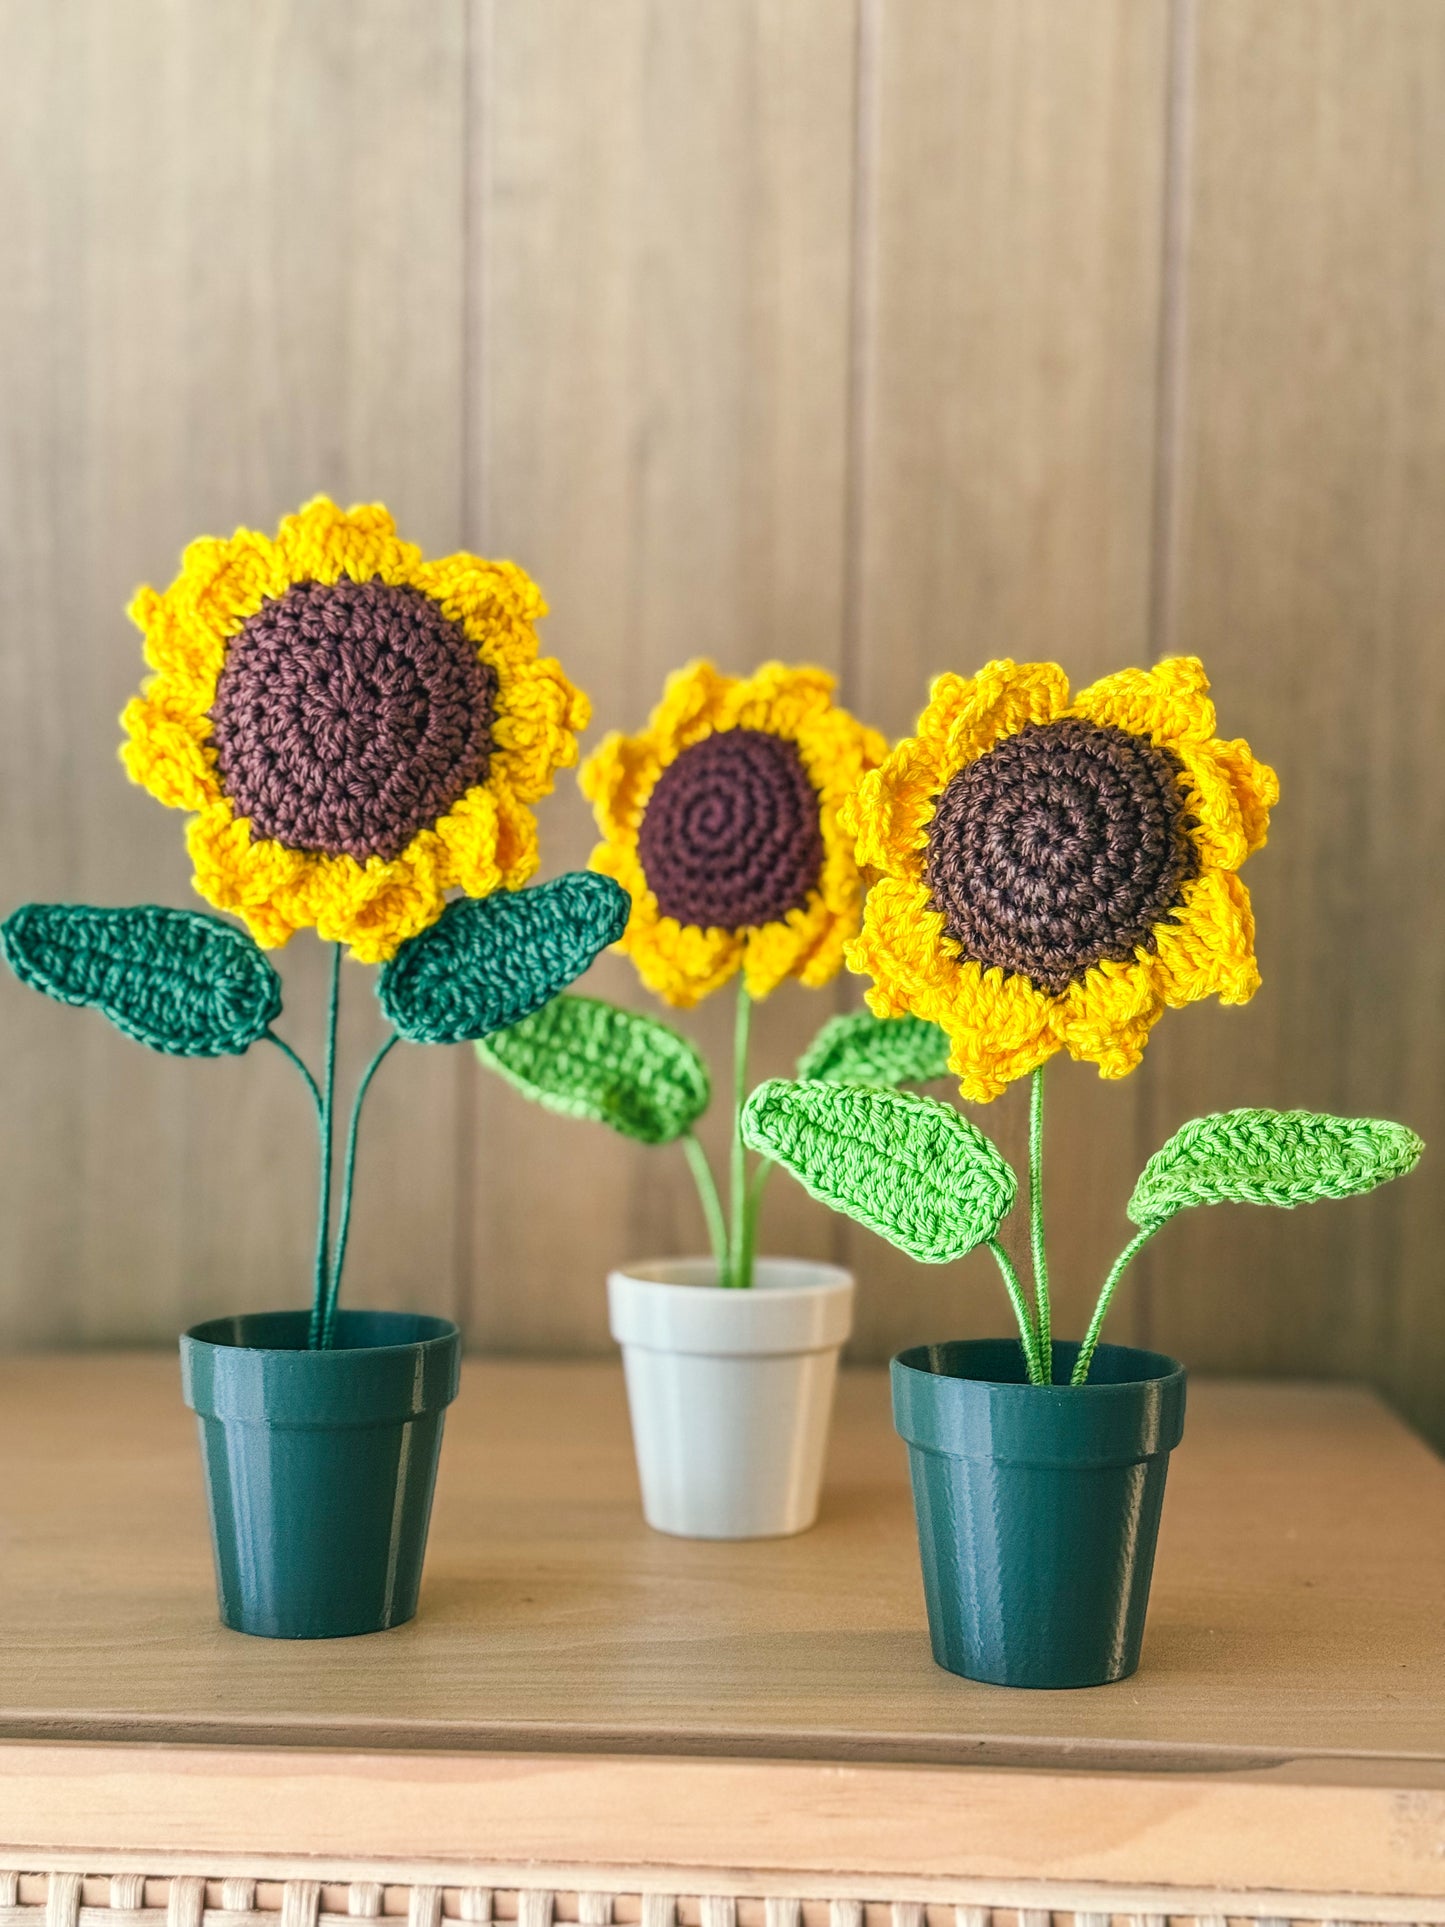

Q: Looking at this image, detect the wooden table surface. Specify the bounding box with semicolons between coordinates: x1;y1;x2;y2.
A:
0;1356;1442;1903
0;1355;1441;1765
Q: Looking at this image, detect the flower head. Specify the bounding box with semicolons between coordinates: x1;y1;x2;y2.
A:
582;661;886;1008
120;498;588;962
845;657;1279;1100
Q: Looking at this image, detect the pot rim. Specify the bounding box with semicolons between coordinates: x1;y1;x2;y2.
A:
608;1258;854;1358
183;1308;460;1359
894;1336;1185;1393
611;1256;854;1300
892;1338;1186;1467
181;1309;462;1428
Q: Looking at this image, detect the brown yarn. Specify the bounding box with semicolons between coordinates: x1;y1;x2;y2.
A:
637;727;824;931
925;718;1198;994
210;578;496;863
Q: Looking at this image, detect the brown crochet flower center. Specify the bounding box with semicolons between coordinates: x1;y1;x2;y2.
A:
925;718;1198;994
638;727;824;931
210;578;497;863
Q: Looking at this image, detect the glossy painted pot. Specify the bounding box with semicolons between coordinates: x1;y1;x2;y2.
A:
892;1338;1186;1689
608;1258;854;1539
180;1309;461;1639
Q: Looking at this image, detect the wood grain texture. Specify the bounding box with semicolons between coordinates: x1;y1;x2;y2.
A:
0;1356;1441;1767
0;0;1439;1446
3;1755;1445;1905
1135;0;1445;1446
0;1;473;1340
465;0;860;1350
841;0;1172;1360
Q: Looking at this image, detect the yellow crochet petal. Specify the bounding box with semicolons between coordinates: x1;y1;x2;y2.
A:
1150;868;1261;1009
492;652;591;802
916;660;1071;765
1071;655;1217;747
941;967;1057;1103
313;865;448;966
119;696;221;812
578;731;664;842
647;660;735;758
1174;738;1252;871
846;876;956;1017
1053;958;1163;1082
272;498;424;590
632;913;743;1009
431;787;500;895
1213;737;1280;854
848;874;1057;1101
742;891;843;1000
187;805;310;949
726;662;837;738
842;738;945;882
416;554;550;663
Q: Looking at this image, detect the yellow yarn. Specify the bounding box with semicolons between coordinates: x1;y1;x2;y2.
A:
843;656;1279;1101
582;660;886;1008
120;498;588;963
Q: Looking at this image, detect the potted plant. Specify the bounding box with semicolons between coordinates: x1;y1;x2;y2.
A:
476;660;941;1539
1;498;624;1639
743;655;1423;1686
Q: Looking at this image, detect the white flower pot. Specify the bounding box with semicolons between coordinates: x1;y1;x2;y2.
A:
606;1257;856;1539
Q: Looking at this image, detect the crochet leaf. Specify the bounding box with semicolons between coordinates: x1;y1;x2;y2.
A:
796;1010;951;1088
378;872;629;1046
0;903;281;1057
742;1079;1015;1263
476;994;710;1145
1129;1108;1425;1229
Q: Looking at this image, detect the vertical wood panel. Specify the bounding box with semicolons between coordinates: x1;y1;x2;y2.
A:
0;0;469;1341
468;0;860;1350
1143;0;1445;1443
844;0;1171;1361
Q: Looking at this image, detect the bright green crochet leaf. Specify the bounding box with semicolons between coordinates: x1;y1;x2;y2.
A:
0;903;281;1057
796;1010;952;1088
741;1079;1015;1263
1128;1108;1425;1229
476;994;709;1144
378;872;629;1046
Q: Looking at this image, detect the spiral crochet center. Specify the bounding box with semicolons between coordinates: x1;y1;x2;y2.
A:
926;718;1198;994
637;727;824;931
209;578;497;864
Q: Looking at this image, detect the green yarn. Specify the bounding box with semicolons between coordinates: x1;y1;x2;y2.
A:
1128;1108;1425;1229
741;1078;1016;1263
797;1009;952;1087
476;993;710;1145
378;871;628;1046
1;902;280;1057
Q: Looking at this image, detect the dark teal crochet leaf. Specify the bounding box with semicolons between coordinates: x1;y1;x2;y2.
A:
742;1078;1015;1263
1128;1108;1425;1229
378;872;630;1046
797;1010;952;1087
0;903;281;1057
476;993;710;1144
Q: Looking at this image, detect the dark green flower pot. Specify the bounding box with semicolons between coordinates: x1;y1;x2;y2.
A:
180;1309;461;1640
892;1338;1186;1689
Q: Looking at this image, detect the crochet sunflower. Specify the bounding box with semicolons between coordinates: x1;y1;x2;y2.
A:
741;655;1422;1385
846;656;1276;1100
3;500;628;1348
477;661;948;1289
121;497;588;964
582;660;885;1007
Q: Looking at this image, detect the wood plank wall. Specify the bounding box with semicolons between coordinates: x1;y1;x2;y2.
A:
1;0;1441;1447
